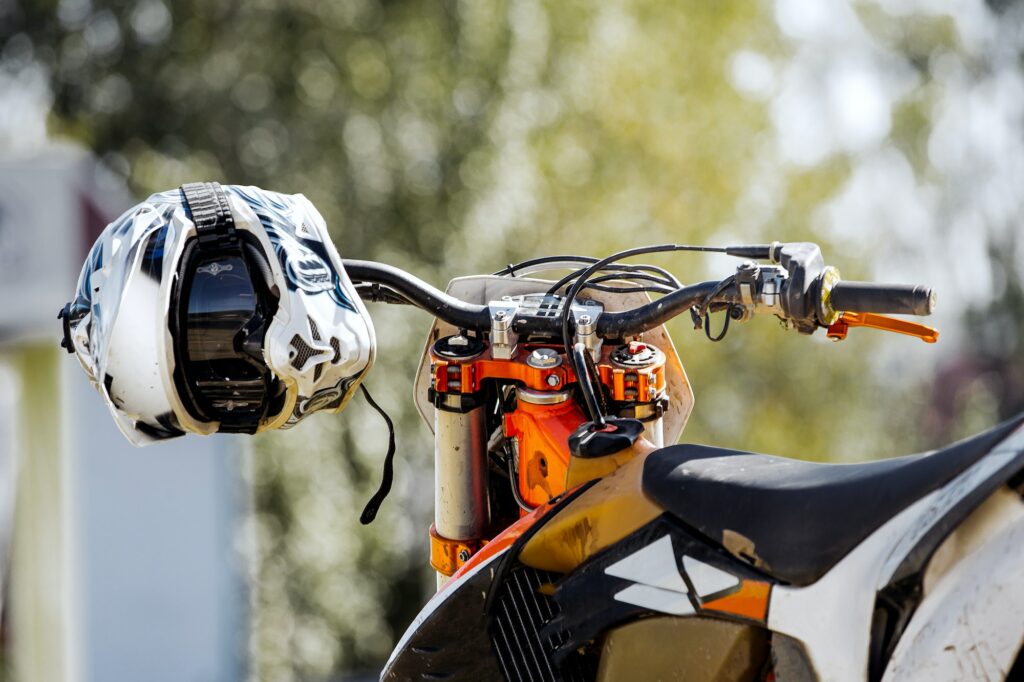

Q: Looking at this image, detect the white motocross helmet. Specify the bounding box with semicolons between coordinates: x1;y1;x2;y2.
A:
61;182;376;445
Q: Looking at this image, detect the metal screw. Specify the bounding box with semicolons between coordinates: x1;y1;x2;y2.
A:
458;549;471;562
546;375;560;387
579;314;591;325
495;310;507;320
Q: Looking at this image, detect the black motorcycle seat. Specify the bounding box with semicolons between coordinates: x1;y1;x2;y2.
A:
641;416;1024;586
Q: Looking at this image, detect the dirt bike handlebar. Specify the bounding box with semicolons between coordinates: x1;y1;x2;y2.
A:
344;258;728;337
594;281;724;337
343;259;492;329
343;245;935;340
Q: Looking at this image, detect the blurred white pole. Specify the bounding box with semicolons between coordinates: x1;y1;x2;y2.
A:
0;360;20;658
0;147;248;681
6;346;73;682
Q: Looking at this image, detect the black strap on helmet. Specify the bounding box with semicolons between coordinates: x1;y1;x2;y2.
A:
180;182;239;250
174;182;280;434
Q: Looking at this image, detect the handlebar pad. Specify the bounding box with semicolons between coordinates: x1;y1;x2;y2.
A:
830;281;936;316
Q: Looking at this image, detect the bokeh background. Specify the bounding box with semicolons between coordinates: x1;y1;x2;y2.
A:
1;0;1023;679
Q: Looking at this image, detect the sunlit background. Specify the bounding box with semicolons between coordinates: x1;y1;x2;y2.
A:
1;0;1023;679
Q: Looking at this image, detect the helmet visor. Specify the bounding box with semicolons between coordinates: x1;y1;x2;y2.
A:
179;252;274;430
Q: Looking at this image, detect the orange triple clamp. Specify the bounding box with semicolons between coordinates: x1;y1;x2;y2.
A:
827;312;939;344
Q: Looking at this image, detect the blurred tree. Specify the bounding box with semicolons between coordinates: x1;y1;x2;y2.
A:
3;0;519;676
7;0;1013;678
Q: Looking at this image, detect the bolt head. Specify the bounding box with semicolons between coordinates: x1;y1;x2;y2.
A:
458;549;471;562
526;347;562;369
546;375;560;387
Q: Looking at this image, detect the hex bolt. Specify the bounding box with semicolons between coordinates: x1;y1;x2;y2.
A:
458;549;471;562
546;375;560;387
527;347;562;369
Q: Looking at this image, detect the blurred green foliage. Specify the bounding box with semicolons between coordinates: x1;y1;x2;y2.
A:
4;0;1023;678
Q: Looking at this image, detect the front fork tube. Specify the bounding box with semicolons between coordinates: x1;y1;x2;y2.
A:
433;394;489;587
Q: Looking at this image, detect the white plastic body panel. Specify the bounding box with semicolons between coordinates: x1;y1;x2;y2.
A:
883;487;1024;681
768;423;1024;681
412;275;694;445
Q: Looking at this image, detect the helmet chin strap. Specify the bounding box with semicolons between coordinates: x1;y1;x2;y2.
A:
358;383;398;525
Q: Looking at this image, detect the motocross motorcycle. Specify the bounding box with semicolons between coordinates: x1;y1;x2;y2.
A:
337;241;1024;682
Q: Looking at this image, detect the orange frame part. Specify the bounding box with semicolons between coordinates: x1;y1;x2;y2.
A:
428;342;668;574
431;344;666;401
432;353;573;393
431;342;666;512
504;398;588;509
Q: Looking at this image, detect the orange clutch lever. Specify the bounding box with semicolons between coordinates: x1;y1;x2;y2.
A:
827;312;939;343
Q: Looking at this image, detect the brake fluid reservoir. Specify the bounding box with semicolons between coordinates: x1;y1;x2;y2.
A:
602;341;667;448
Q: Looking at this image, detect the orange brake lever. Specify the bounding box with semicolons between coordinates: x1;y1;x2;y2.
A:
826;312;939;343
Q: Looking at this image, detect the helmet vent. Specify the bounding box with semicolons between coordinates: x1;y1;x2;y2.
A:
330;337;341;364
313;364;323;382
289;334;318;370
308;316;322;341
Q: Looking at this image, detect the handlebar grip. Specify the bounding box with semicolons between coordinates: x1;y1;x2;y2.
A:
830;281;936;316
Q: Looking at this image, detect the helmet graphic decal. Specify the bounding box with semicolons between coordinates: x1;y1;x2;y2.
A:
278;233;334;293
227;186;357;312
140;220;171;281
221;185;375;430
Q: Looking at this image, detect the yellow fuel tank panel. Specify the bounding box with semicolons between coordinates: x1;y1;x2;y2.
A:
519;446;663;573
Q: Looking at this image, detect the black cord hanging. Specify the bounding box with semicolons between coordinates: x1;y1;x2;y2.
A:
359;384;397;525
704;307;732;342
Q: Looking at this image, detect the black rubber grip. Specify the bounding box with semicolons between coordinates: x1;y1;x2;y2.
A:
830;281;936;316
